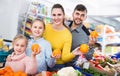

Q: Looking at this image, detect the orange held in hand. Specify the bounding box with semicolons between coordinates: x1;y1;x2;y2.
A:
90;31;98;38
52;49;61;56
80;44;89;54
31;43;40;52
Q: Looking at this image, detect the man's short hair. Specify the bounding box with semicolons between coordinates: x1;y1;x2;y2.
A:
74;4;87;13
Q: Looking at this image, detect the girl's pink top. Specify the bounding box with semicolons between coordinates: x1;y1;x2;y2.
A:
5;52;37;74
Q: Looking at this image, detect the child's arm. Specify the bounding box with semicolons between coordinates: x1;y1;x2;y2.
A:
24;57;37;75
25;49;40;74
6;55;12;62
45;43;56;68
31;48;41;58
5;55;11;67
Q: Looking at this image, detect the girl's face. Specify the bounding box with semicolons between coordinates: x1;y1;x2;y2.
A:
31;21;44;38
52;8;64;26
13;39;26;55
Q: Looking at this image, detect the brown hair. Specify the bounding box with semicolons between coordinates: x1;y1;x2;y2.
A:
51;4;68;28
51;4;65;15
12;34;28;47
74;4;87;13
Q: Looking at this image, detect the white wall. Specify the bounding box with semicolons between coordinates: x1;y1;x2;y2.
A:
0;0;28;40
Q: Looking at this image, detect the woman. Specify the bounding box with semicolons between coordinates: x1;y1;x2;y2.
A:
43;4;80;71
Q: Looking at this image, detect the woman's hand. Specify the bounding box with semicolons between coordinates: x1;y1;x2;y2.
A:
72;47;82;56
51;53;61;59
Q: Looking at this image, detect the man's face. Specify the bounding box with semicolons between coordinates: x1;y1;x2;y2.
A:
72;10;87;25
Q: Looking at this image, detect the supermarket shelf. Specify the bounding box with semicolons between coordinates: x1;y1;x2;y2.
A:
97;25;120;55
19;2;51;37
105;33;120;36
106;43;120;46
38;13;51;18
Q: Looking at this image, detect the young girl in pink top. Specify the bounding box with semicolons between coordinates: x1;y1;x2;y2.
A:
5;34;39;75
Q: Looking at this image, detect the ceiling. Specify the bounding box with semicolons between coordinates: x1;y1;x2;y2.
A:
31;0;120;31
39;0;120;16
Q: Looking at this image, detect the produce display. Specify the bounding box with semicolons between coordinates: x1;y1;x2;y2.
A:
0;66;27;76
82;68;106;76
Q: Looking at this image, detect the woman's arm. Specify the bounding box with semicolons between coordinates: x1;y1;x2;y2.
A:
61;33;75;63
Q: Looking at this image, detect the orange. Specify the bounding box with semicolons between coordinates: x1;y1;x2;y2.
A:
14;72;20;76
3;73;9;76
90;31;98;38
80;44;89;54
52;49;61;56
31;43;40;52
0;69;5;74
21;73;27;76
4;66;13;72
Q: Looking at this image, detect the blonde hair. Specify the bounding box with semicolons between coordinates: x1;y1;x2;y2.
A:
31;18;45;30
12;34;28;47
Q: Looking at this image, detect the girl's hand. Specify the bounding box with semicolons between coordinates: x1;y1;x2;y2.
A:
32;48;41;57
6;55;12;62
72;47;82;56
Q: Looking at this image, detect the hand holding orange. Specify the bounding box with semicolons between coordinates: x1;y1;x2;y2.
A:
31;43;40;52
90;31;98;38
79;44;89;54
52;49;61;57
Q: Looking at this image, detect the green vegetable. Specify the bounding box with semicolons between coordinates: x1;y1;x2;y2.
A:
82;68;106;76
52;73;58;76
75;70;82;76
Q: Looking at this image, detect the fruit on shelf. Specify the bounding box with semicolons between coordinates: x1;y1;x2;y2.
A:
0;66;27;76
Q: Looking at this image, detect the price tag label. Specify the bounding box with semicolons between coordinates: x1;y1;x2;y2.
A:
83;62;90;69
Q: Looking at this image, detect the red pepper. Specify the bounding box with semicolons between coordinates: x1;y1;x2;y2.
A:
96;65;104;70
89;60;99;65
45;71;53;76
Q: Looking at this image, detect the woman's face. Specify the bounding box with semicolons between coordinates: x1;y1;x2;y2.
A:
31;21;44;38
13;39;26;55
51;8;64;26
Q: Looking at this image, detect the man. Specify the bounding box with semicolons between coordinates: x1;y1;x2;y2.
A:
67;4;95;66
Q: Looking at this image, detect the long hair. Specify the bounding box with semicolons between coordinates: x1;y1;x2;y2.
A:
51;4;68;28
